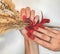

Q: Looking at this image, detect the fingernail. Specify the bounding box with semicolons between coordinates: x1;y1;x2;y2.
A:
25;27;30;31
29;35;35;40
29;30;34;33
26;27;34;33
34;26;39;30
42;26;45;29
27;32;35;40
22;15;27;21
39;26;45;29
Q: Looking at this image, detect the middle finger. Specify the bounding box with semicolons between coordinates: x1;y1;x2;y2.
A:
34;27;56;38
26;7;31;18
32;31;50;42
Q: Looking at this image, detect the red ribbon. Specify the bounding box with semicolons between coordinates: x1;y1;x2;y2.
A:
23;15;50;39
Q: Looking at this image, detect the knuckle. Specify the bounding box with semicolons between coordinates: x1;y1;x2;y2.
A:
31;10;35;13
33;31;39;36
33;31;36;34
39;34;44;38
45;31;49;34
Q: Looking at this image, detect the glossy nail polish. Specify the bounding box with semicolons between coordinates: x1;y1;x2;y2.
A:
22;15;27;21
30;30;34;33
25;27;30;31
33;26;39;30
27;32;35;40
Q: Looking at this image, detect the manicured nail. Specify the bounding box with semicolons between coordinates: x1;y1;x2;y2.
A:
22;15;27;21
45;19;50;23
41;26;45;29
29;35;35;40
29;30;34;33
33;26;39;30
39;26;45;29
25;27;30;31
26;27;34;33
27;32;35;40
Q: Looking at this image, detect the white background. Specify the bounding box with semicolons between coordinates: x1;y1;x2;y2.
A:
0;0;60;54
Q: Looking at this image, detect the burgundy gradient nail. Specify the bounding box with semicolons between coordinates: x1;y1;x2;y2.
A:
41;26;45;29
27;32;35;40
25;27;30;31
38;25;45;29
26;27;34;33
33;26;39;30
28;30;34;33
22;15;27;21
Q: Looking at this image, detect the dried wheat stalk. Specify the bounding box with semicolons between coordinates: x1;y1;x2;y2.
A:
0;0;28;34
0;0;59;34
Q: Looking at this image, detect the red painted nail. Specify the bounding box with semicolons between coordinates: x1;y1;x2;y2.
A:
26;27;34;33
22;15;27;21
41;26;45;29
39;26;45;29
30;35;35;40
25;27;30;31
33;26;39;30
27;32;35;40
29;30;34;33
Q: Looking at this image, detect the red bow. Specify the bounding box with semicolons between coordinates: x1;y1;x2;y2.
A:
23;14;50;39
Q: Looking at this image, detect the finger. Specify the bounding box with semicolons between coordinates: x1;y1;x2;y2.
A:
32;31;50;42
36;27;56;38
34;15;39;24
28;35;52;50
25;7;30;18
30;10;35;21
20;8;26;16
45;27;59;34
20;29;28;39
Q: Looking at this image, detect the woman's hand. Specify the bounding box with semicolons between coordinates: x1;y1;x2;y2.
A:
20;7;60;52
29;27;60;51
20;7;39;39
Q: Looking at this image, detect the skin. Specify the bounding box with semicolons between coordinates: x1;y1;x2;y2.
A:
20;7;39;54
20;7;60;52
20;7;39;39
32;27;60;51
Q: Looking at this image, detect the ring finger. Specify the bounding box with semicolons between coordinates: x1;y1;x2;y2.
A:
32;31;51;42
30;10;35;21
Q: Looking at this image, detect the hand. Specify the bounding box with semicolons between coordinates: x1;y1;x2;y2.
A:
20;7;39;39
29;26;60;51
